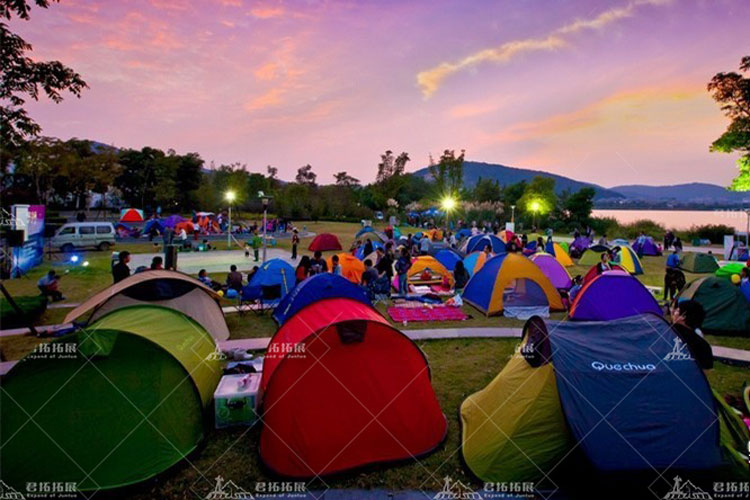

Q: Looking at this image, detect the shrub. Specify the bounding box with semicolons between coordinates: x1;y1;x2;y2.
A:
685;224;735;244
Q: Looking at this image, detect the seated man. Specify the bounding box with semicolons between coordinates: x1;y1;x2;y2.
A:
226;264;244;292
198;269;221;291
38;270;64;302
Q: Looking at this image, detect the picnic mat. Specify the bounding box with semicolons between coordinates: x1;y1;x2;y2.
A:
387;306;468;323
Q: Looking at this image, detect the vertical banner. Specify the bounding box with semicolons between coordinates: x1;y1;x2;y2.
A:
11;204;45;277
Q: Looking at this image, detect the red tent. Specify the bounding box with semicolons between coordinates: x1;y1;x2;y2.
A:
119;208;144;223
582;263;624;285
259;298;447;477
307;233;342;252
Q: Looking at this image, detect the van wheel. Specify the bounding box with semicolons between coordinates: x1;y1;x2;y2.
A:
61;244;75;253
98;242;111;251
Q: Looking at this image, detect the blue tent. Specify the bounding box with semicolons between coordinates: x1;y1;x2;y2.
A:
241;259;295;303
272;273;371;324
355;240;385;260
143;219;165;235
456;229;472;240
541;314;721;471
355;226;376;238
465;234;506;254
434;248;463;271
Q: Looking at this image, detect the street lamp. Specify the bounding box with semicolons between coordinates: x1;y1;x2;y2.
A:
441;195;457;230
258;191;273;263
529;200;541;229
225;190;236;249
510;205;516;224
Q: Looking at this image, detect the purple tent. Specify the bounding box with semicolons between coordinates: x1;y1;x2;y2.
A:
571;236;591;253
632;236;662;256
163;214;186;228
570;270;662;321
531;253;572;290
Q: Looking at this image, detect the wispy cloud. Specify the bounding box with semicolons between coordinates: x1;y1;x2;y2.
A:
249;5;284;19
416;0;673;98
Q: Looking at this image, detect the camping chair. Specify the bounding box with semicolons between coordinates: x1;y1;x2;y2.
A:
368;276;391;306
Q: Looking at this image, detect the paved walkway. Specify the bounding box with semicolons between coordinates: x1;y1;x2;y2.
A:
129;248;296;274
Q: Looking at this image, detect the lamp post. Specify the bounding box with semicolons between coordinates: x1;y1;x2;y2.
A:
258;191;273;263
441;195;457;231
225;190;236;249
529;200;541;230
510;205;516;224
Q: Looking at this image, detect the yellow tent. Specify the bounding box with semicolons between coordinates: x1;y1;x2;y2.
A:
326;253;365;284
551;242;573;267
408;255;454;286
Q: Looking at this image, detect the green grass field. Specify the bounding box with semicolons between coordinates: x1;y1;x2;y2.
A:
1;221;748;497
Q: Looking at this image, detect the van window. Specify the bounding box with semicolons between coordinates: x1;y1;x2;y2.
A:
59;227;75;236
79;226;95;235
96;226;112;234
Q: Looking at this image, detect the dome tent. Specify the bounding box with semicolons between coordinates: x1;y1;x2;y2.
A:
612;245;644;275
406;255;454;286
308;233;342;252
679;252;719;274
462;233;506;254
463;251;489;277
355;240;385;260
326;252;365;284
460;314;723;483
241;258;295;304
569;270;661;321
632;236;662;256
64;270;229;341
119;207;144;222
434;248;463;271
544;240;573;267
0;305;221;491
530;253;573;290
578;246;610;266
462;253;563;316
273;273;371;325
676;277;750;336
259;298;447;477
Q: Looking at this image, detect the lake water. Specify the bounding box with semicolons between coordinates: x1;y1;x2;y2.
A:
591;209;750;232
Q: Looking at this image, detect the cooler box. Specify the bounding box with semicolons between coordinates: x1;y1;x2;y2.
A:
214;373;260;428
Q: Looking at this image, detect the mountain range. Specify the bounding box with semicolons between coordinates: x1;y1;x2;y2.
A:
412;161;750;206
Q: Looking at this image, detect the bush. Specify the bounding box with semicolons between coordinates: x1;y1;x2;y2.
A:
685;224;735;244
619;219;667;239
589;216;621;238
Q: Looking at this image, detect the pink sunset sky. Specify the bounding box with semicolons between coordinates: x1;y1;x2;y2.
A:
11;0;749;186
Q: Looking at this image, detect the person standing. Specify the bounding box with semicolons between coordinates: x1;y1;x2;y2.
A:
664;248;681;301
331;255;342;276
375;247;393;281
395;247;412;295
112;251;131;283
250;231;262;262
291;229;299;260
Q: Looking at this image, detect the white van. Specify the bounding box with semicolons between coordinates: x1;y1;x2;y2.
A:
51;222;116;252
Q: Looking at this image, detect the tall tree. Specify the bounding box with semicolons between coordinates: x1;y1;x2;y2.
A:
295;164;317;186
708;56;750;191
564;187;596;226
428;149;464;197
1;0;87;172
472;177;502;202
334;171;360;187
376;150;409;183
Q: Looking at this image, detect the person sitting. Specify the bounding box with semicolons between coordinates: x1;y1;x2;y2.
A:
331;255;342;276
453;260;469;290
38;270;64;301
361;259;379;287
112;251;131;283
296;256;311;284
598;234;608;246
568;275;583;304
309;251;328;275
596;252;612;274
226;265;243;292
670;299;712;371
150;256;163;270
198;269;221;291
739;267;750;303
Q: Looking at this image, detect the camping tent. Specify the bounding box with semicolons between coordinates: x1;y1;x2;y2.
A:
463;234;506;254
143;218;165;235
676;277;750;336
355;226;378;239
632;236;662;256
0;305;221;491
578;245;611;266
434;248;463;271
463;251;488;277
308;233;342;252
64;270;229;341
273;273;371;325
241;259;295;304
544;241;574;267
570;236;592;253
462;253;563;316
456;228;473;240
326;253;365;284
259;298;447;477
729;244;749;261
355;240;385;260
582;264;624;285
612;245;644;275
679;252;719;274
569;270;661;321
530;253;573;290
460;314;722;483
114;222;140;238
119;208;144;222
715;262;746;279
163;214;186;228
407;255;454;286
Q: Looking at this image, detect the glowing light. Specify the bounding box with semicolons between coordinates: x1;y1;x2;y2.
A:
225;190;236;202
529;200;541;213
441;196;457;212
70;255;80;263
82;261;89;267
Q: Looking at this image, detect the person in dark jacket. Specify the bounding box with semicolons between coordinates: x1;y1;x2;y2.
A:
453;261;469;290
670;299;712;371
112;251;131;283
226;265;243;292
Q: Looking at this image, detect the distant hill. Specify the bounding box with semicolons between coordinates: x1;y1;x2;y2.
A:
610;183;749;204
413;161;625;200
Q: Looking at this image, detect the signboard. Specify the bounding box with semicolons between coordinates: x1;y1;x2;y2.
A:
11;204;45;277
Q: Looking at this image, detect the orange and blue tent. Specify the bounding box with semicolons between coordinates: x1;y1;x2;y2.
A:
463;251;489;277
463;253;563;316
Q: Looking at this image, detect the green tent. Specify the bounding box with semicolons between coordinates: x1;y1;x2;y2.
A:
677;277;750;336
0;305;222;491
679;252;719;274
715;262;746;279
578;249;607;266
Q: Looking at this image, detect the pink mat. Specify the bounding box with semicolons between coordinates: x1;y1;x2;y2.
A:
388;306;468;323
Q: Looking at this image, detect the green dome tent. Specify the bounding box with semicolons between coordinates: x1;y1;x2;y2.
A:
679;252;719;274
676;277;750;336
715;262;746;279
0;305;222;492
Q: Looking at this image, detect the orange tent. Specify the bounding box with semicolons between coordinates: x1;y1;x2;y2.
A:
175;221;195;234
327;253;365;284
408;255;454;286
